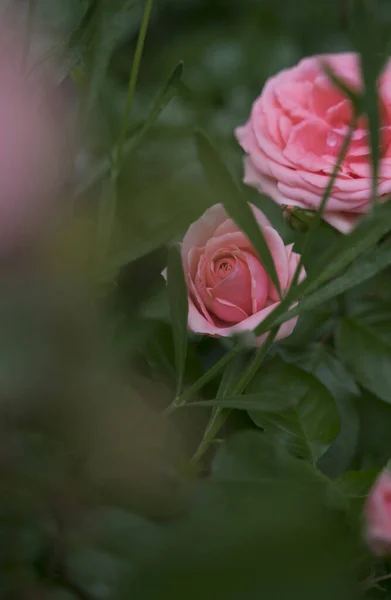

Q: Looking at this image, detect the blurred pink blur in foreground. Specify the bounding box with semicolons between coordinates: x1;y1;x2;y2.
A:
365;470;391;556
0;14;75;251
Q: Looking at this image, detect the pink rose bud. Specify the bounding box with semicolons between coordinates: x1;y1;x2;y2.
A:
235;53;391;234
168;203;303;343
0;16;76;251
364;470;391;556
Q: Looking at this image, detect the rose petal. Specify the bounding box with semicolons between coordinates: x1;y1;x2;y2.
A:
241;250;269;312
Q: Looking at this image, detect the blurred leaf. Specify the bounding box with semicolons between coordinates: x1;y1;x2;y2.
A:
67;547;127;599
124;61;184;155
195;130;282;296
44;589;78;600
76;62;184;198
81;0;139;119
109;172;212;270
248;358;339;465
167;244;189;396
121;432;355;600
336;317;391;404
212;430;330;487
336;469;379;502
77;507;160;558
355;391;391;468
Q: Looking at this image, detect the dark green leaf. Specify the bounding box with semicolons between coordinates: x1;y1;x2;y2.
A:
212;430;330;487
285;239;391;321
279;345;360;477
248;358;339;465
300;201;391;298
124;432;355;600
195;130;281;296
167;244;188;396
335;317;391;404
356;391;391;467
349;300;391;348
336;469;379;502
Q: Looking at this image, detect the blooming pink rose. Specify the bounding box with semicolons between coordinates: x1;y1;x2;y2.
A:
364;470;391;556
177;203;302;342
235;52;391;234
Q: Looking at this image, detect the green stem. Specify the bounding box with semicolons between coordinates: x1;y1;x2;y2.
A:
360;573;391;591
98;0;153;261
162;343;243;416
115;0;154;173
191;329;277;464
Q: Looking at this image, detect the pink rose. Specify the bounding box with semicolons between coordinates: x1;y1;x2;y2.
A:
178;203;302;342
364;470;391;556
235;52;391;234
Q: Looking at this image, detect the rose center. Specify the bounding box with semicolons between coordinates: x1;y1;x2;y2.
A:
214;258;234;280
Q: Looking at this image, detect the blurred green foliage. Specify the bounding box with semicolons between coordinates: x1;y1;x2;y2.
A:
2;0;391;598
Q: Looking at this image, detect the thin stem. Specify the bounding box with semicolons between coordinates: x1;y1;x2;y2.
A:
98;0;153;261
360;572;391;591
162;343;243;415
115;0;154;173
191;329;277;464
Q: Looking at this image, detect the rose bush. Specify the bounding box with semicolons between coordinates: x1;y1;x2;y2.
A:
235;52;391;233
176;203;302;342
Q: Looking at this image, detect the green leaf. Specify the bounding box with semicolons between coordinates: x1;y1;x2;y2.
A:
212;431;331;488
290;239;391;319
335;317;391;404
125;431;353;600
355;390;391;467
336;469;379;502
248;358;339;465
312;351;360;478
195;130;281;296
349;300;391;348
278;345;360;478
167;244;188;397
300;201;391;298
